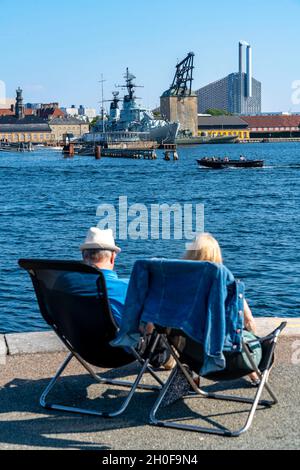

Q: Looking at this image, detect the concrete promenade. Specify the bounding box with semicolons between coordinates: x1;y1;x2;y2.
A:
0;318;299;450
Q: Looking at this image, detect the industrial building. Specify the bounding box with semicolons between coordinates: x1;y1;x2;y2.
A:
196;42;262;115
242;115;300;138
198;115;250;139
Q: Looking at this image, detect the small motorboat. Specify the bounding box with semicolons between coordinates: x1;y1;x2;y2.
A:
0;142;35;153
197;157;264;169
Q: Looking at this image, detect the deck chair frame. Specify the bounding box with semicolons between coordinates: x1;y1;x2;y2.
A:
150;323;286;437
39;329;164;418
19;259;164;419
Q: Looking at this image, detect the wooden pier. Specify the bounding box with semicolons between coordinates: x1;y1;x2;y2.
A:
95;146;157;159
63;141;178;160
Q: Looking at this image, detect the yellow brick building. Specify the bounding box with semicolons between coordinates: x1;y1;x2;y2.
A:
0;117;52;143
49;117;89;143
198;116;250;139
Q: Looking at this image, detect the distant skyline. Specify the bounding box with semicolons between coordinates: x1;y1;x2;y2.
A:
1;0;300;113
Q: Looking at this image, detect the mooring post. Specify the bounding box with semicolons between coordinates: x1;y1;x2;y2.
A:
69;143;75;157
95;145;101;160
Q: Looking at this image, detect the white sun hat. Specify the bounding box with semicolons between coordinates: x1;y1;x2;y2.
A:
80;227;121;253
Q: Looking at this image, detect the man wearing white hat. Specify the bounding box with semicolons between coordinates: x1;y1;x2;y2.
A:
79;227;128;326
55;228;128;327
54;228;174;369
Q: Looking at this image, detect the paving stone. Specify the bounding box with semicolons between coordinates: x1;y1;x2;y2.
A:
5;331;67;356
0;335;7;365
255;317;300;337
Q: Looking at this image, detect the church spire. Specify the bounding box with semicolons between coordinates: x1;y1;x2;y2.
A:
15;87;25;119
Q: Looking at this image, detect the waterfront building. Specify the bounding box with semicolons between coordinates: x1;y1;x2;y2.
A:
196;42;262;115
49;116;89;142
0;116;52;143
198;115;250;139
0;88;51;143
61;105;96;122
25;103;42;111
62;105;79;117
36;103;65;120
241;115;300;138
78;105;97;122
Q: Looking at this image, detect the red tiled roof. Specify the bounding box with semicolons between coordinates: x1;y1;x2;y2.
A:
0;109;33;116
242;115;300;129
37;108;65;119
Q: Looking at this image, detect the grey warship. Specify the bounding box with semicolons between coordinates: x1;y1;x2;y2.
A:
83;69;180;145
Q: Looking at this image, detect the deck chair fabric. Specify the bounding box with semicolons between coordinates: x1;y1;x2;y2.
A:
112;259;245;376
150;323;286;436
18;259;163;418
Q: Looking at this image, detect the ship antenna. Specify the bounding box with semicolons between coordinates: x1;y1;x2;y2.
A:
99;74;106;132
116;68;144;101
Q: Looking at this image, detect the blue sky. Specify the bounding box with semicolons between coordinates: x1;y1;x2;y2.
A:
1;0;299;112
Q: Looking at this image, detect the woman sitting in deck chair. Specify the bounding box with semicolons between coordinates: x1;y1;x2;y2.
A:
112;239;286;436
183;233;260;385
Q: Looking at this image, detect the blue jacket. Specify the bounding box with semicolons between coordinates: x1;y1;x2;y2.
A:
112;259;245;375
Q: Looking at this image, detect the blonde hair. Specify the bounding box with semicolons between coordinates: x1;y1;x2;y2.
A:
184;233;223;264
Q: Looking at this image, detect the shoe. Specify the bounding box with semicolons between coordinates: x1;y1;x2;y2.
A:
249;378;261;387
162;355;177;371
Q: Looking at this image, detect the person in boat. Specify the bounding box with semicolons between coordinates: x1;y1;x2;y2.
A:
183;233;259;385
240;155;246;161
224;157;229;162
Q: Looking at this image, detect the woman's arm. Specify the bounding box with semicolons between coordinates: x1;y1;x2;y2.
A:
244;300;257;334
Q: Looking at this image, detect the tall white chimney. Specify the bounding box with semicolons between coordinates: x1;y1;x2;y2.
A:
246;45;253;98
239;42;243;74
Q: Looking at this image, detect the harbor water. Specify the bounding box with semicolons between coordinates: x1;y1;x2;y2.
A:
0;142;299;333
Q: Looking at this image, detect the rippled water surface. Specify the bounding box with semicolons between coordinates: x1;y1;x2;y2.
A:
0;142;299;333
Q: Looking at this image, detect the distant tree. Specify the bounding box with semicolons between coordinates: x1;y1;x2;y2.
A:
206;108;232;116
153;111;162;119
90;117;99;128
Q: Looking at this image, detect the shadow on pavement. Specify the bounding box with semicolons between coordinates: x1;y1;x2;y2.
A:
0;366;268;449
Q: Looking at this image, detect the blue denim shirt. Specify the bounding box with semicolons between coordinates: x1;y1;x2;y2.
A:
112;259;245;375
54;269;129;327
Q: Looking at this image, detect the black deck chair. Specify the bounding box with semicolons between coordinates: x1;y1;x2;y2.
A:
150;322;287;437
18;259;163;418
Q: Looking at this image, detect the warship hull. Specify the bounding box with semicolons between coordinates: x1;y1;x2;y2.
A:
176;135;237;145
84;122;179;145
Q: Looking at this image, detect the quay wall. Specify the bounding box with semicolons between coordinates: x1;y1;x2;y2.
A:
1;317;300;360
